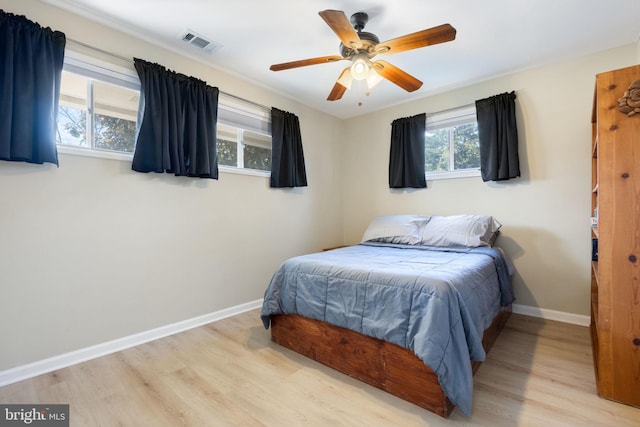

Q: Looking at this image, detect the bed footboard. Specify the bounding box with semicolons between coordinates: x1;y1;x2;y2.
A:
270;304;511;418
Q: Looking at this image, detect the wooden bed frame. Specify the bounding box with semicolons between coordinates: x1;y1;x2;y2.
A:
270;304;512;418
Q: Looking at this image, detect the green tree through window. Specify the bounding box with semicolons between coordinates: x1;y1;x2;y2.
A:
453;123;480;170
425;128;449;172
217;138;237;166
57;106;136;153
244;144;271;171
216;122;271;172
94;114;136;153
57;71;138;154
425;106;480;177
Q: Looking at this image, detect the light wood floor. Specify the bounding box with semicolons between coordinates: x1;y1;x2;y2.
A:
1;310;638;426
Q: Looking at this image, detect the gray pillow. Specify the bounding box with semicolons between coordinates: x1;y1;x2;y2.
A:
361;215;430;245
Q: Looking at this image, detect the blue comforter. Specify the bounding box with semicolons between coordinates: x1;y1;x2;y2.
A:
261;242;514;416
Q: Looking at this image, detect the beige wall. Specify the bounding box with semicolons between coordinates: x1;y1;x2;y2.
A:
341;45;638;317
0;0;344;371
1;0;638;373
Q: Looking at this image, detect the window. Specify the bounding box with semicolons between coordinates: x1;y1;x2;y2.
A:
217;124;271;172
57;51;140;160
57;50;272;176
425;105;481;179
217;94;272;175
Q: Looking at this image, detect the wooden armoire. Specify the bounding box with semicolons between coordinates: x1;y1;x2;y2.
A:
590;64;640;407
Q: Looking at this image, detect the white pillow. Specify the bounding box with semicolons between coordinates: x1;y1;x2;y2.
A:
420;215;501;247
361;215;430;245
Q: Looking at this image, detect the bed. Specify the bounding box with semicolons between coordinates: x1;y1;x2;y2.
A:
261;215;514;417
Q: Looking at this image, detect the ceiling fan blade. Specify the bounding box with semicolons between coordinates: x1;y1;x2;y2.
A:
319;10;362;49
372;60;423;92
270;55;345;71
327;82;348;101
327;68;351;101
375;24;456;55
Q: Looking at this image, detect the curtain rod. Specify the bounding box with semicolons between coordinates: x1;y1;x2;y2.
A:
66;38;272;112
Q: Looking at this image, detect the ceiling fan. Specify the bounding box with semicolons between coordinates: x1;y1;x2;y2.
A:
269;10;456;101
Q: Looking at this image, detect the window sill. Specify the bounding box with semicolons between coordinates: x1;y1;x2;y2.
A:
218;165;270;178
58;146;271;178
58;145;133;161
426;169;481;180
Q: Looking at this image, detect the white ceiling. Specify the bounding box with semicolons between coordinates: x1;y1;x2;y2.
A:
44;0;639;119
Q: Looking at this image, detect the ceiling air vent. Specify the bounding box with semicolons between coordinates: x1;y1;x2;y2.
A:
178;29;222;54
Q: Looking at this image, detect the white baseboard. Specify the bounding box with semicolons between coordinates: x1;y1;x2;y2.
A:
0;299;263;387
0;300;588;387
512;303;590;327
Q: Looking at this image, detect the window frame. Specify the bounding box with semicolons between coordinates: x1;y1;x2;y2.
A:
425;105;481;180
58;50;273;178
217;94;272;177
57;50;140;161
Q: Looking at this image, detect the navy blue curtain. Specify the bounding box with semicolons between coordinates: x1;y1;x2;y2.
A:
475;91;520;182
0;10;65;166
270;108;307;188
389;113;426;188
132;58;219;179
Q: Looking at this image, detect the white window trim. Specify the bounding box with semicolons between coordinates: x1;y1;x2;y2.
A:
60;143;271;177
216;94;272;174
426;168;481;180
63;50;139;90
59;50;139;160
57;144;133;161
218;165;270;178
425;104;481;180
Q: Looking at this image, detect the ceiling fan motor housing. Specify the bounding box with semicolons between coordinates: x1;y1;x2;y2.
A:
350;12;369;31
340;12;380;58
340;32;380;58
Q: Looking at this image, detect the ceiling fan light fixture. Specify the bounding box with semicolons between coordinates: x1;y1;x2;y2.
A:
337;68;353;89
350;53;370;80
366;68;383;89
